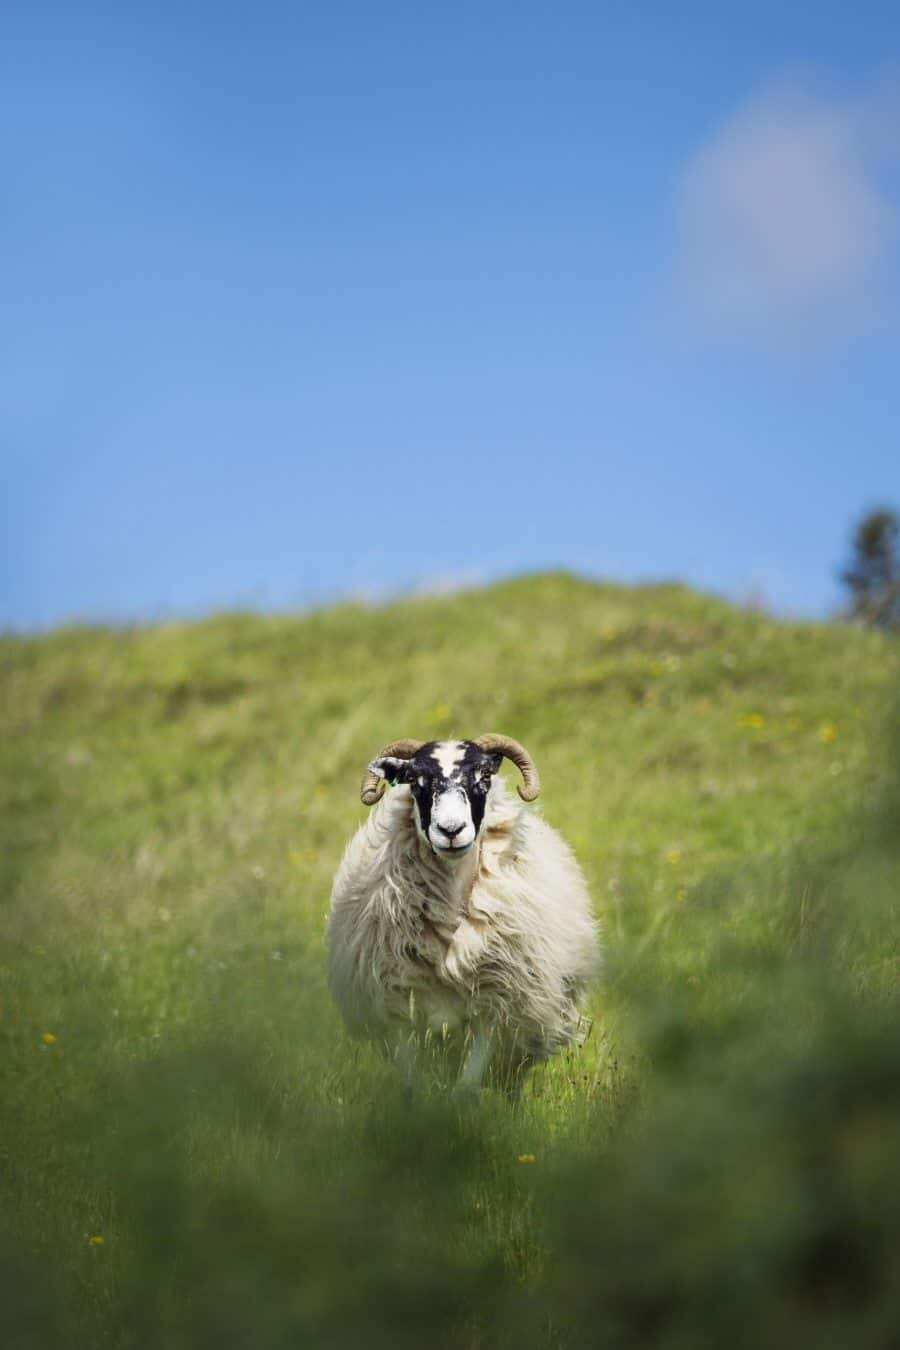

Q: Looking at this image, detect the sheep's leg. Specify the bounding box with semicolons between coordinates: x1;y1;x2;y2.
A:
393;1032;421;1098
497;1055;533;1105
485;1029;534;1104
456;1026;494;1097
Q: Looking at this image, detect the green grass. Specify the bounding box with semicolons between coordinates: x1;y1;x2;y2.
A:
2;572;899;1347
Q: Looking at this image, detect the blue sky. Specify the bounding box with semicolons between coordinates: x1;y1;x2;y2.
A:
3;1;899;628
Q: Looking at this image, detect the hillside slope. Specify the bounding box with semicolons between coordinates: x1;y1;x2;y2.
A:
2;572;898;1347
3;572;893;970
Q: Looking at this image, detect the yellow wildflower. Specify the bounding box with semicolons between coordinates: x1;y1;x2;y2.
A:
666;849;683;866
676;888;687;904
288;847;318;868
818;722;838;744
42;1032;57;1045
433;703;451;722
88;1235;104;1247
517;1154;536;1163
738;713;765;730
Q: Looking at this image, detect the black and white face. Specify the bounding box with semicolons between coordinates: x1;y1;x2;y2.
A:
369;740;503;860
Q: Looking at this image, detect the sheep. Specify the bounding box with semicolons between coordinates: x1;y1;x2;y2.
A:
326;735;600;1093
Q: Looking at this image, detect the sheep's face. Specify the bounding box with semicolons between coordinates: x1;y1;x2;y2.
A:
369;740;503;860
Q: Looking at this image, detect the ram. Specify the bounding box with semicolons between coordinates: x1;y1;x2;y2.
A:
327;735;600;1093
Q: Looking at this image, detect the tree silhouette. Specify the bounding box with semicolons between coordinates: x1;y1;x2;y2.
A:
840;508;899;630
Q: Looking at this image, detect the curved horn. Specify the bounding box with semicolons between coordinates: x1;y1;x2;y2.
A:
360;739;424;806
474;733;541;802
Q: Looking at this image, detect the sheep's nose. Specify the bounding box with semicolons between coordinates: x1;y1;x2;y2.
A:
441;821;465;839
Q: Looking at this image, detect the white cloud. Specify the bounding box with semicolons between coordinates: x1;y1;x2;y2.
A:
668;76;900;344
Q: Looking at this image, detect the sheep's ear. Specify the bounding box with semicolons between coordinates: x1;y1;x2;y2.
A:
369;756;416;787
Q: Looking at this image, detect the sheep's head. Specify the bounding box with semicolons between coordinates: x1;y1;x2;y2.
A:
360;736;540;861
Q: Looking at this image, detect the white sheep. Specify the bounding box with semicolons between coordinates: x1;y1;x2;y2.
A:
327;735;600;1092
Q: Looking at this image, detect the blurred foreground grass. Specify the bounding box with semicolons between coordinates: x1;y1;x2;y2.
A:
2;573;898;1347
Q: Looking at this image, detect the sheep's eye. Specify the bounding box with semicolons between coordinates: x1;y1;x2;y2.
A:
417;776;427;788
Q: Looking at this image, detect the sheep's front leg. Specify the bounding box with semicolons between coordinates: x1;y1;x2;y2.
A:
391;1031;422;1098
456;1026;494;1097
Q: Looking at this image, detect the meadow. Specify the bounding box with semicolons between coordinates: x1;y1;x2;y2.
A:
2;572;899;1348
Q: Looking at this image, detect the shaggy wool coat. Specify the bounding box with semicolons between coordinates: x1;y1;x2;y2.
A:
327;778;600;1075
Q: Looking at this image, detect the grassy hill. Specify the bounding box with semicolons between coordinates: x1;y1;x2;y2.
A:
2;572;899;1348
